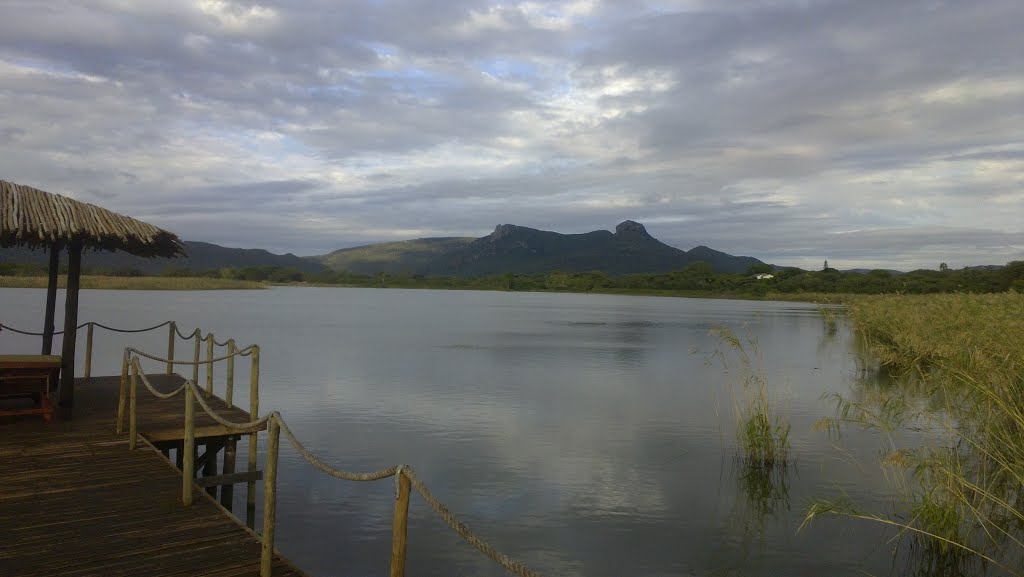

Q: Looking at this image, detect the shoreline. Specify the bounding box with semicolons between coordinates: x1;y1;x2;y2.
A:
0;274;852;303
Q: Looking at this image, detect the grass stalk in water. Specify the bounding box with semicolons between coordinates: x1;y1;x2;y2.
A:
817;302;839;334
711;327;791;469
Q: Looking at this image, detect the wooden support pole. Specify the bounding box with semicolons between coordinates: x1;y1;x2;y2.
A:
221;436;237;510
83;322;94;380
260;416;281;577
166;322;176;375
129;360;138;450
390;471;412;577
41;242;61;355
117;351;129;434
183;385;196;507
226;340;235;407
202;440;220;497
192;331;200;384
247;346;260;528
206;334;214;394
59;240;83;416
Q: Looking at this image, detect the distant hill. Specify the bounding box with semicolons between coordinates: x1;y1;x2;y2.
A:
0;241;327;275
1;221;766;277
312;221;765;276
313;237;474;275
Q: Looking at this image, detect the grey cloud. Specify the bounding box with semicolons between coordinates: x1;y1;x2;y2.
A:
0;0;1021;269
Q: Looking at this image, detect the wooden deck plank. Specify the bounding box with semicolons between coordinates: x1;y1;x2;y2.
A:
0;374;307;577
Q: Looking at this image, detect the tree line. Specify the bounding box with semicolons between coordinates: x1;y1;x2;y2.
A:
4;260;1022;295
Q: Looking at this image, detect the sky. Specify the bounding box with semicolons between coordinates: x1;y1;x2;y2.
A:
1;0;1022;270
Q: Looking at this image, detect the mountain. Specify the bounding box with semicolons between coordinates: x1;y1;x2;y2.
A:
313;237;474;275
313;221;764;276
0;241;327;275
421;221;763;275
2;221;766;277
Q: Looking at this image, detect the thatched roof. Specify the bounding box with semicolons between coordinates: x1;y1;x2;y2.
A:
0;179;185;257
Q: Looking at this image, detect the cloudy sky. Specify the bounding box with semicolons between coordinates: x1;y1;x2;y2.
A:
1;0;1022;270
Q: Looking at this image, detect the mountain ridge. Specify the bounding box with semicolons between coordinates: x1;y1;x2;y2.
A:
1;221;767;276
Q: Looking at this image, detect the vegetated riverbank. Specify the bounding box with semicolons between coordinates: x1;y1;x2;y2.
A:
0;275;265;290
807;292;1024;575
0;273;855;303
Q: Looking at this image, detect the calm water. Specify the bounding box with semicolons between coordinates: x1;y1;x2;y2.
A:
2;287;920;576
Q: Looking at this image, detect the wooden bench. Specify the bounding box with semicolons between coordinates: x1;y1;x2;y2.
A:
0;355;61;423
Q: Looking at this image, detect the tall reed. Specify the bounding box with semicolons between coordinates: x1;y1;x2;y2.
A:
712;327;791;469
805;293;1024;575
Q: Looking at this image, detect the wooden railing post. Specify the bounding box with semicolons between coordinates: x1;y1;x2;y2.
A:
183;384;196;507
84;322;94;380
192;330;200;384
166;322;176;374
206;333;214;394
226;340;235;407
260;415;281;577
389;470;412;577
247;346;260;527
117;350;129;434
129;359;138;450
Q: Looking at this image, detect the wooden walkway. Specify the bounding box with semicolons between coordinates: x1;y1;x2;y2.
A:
0;375;307;577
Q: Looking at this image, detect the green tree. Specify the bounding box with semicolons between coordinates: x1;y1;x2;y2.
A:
746;263;774;275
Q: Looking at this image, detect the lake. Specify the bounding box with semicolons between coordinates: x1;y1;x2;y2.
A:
1;287;925;576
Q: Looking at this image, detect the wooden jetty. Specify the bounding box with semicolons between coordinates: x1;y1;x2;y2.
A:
0;374;307;577
0;182;546;577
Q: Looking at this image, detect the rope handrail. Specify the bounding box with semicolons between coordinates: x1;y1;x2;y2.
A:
0;319;171;336
270;412;546;577
175;325;202;339
185;380;272;430
276;416;400;481
402;466;544;577
131;358;189;400
92;320;173;333
128;346;256;366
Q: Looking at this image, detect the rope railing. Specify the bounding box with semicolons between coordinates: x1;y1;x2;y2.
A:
0;319;240;380
126;346;256;366
0;319;171;336
122;341;546;577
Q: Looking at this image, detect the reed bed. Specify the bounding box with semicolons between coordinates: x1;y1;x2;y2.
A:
0;275;265;290
806;293;1024;574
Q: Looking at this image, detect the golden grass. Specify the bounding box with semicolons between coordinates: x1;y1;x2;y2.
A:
0;275;265;290
806;292;1024;574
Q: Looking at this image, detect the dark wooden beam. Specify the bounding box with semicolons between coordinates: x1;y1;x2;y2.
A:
41;243;61;355
58;240;83;416
221;436;238;510
202;440;222;496
195;470;263;488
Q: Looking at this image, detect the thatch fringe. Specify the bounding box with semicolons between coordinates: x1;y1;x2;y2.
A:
0;179;185;258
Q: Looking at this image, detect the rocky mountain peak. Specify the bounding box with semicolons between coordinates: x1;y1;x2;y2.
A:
491;224;518;240
614;220;649;237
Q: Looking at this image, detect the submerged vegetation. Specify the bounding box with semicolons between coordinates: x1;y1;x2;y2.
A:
805;293;1024;575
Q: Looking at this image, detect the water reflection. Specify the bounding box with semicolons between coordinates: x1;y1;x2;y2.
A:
735;462;791;531
0;288;934;576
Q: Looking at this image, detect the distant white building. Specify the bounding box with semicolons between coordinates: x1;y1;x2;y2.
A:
755;273;774;280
